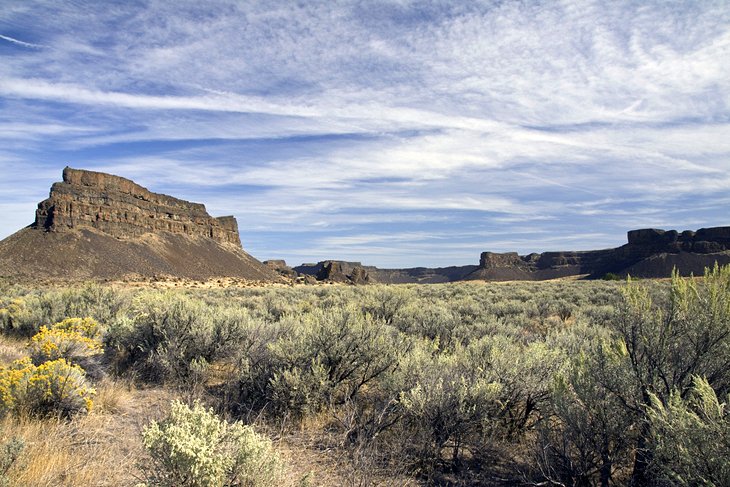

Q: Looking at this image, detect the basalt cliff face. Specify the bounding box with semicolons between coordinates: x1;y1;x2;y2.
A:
36;167;241;246
467;227;730;280
295;261;478;284
0;167;279;282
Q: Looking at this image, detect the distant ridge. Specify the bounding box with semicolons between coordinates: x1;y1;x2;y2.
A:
467;227;730;281
292;227;730;284
0;167;280;282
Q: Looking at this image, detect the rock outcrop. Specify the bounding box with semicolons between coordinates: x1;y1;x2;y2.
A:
467;227;730;280
35;167;241;245
264;260;298;279
292;260;372;284
12;169;720;284
0;167;279;282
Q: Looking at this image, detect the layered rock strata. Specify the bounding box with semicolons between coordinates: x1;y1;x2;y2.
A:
35;167;241;246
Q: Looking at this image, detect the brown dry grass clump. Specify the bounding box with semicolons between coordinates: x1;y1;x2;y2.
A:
1;384;174;486
0;335;27;364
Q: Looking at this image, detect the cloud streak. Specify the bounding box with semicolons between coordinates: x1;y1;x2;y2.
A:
0;33;45;49
0;1;728;266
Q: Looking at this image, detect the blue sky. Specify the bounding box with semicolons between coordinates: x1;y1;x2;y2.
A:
1;1;729;268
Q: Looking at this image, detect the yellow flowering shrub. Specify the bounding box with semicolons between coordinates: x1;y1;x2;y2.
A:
29;318;102;366
0;357;94;417
49;317;101;339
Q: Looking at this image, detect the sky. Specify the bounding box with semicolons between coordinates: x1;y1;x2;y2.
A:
1;1;729;268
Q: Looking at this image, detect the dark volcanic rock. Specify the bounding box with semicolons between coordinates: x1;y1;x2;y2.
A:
627;228;677;246
295;260;478;284
315;261;350;282
0;167;279;282
288;227;730;285
469;226;730;281
695;227;730;244
264;259;297;278
35;167;241;246
349;265;371;284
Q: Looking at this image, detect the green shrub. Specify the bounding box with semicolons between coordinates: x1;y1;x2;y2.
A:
395;343;503;470
392;300;459;350
259;306;404;418
0;437;23;487
602;272;621;281
0;297;48;337
648;377;730;486
141;400;283;487
540;347;635;487
109;292;252;386
361;286;412;325
0;283;128;337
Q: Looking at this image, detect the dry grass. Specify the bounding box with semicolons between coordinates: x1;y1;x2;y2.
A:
1;384;174;487
256;408;418;487
2;414;141;486
0;334;27;365
277;430;419;487
1;380;381;487
92;377;135;415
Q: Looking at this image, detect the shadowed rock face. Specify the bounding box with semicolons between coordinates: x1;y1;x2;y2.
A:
294;260;477;284
35;167;241;246
469;227;730;280
293;226;730;284
296;260;371;284
263;260;298;279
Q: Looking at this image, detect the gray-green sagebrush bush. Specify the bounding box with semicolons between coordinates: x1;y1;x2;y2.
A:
0;437;23;487
648;377;730;486
540;348;635;486
6;271;729;485
140;400;283;487
107;292;255;386
236;305;406;419
0;283;128;337
379;333;566;480
534;265;730;487
608;266;730;485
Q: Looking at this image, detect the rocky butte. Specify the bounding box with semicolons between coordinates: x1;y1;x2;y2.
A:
36;167;242;245
0;167;279;281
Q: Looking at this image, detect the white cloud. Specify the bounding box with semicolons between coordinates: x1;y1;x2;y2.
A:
0;33;45;49
0;1;729;266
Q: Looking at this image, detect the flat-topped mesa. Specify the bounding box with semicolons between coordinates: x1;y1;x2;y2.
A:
472;226;730;280
35;167;241;247
625;227;730;253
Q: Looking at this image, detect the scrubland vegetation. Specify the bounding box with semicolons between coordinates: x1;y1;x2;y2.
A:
0;267;729;486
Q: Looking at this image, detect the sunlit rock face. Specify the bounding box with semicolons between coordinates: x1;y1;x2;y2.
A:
35;167;241;247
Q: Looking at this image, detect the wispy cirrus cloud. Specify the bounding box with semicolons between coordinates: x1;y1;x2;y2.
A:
0;1;728;266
